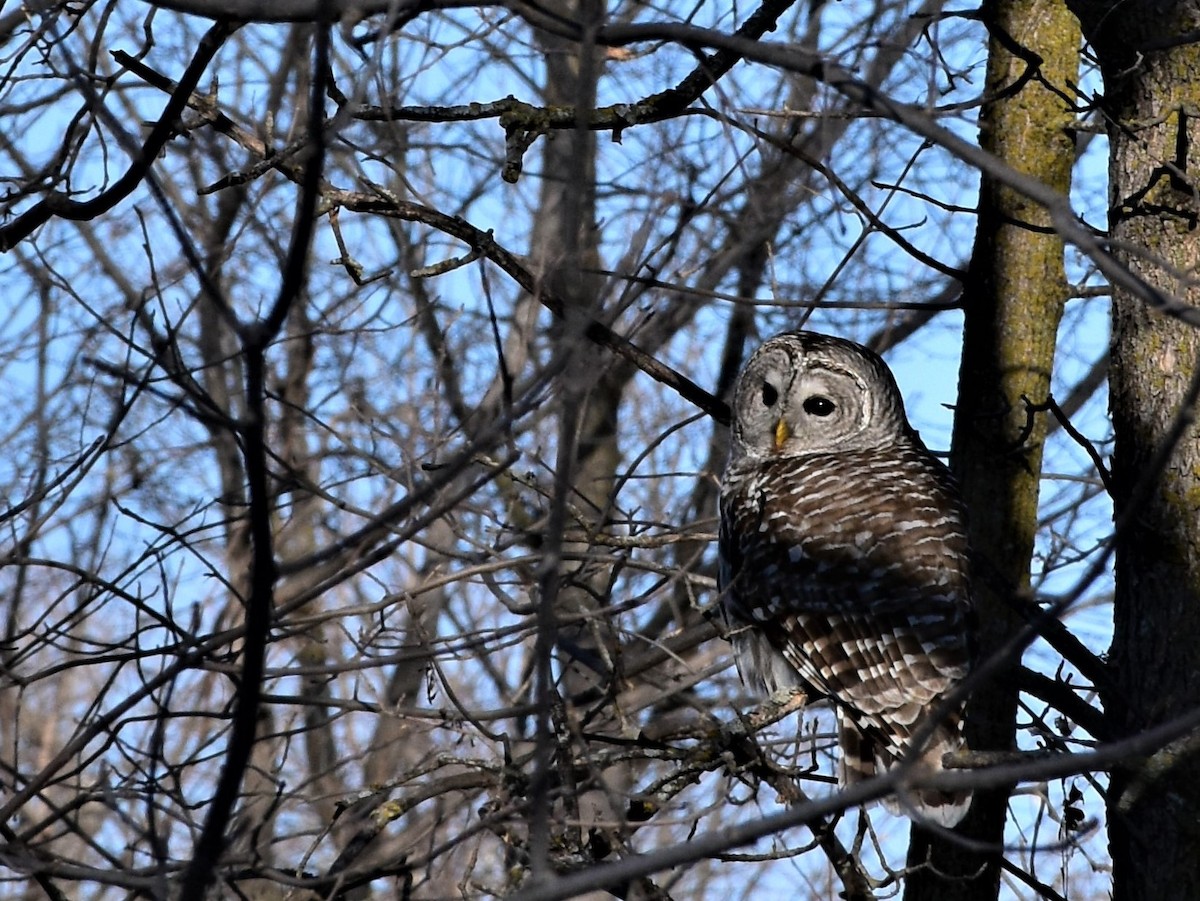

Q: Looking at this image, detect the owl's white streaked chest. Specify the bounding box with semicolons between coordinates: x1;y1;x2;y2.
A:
717;445;971;694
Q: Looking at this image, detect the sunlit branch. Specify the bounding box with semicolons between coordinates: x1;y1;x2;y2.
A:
0;19;239;252
352;0;798;182
509;702;1200;901
589;21;1197;330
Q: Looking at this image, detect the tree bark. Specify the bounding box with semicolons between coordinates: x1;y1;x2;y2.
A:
1066;4;1200;900
905;1;1077;897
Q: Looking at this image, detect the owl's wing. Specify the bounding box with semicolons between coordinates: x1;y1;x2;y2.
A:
720;446;972;730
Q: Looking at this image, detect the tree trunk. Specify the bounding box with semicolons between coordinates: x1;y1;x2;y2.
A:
1066;4;1200;900
905;1;1077;896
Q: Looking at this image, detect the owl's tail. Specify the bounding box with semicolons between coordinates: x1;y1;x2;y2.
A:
837;711;972;828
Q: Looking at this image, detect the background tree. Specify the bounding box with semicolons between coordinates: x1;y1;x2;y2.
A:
1066;4;1200;901
0;0;1192;899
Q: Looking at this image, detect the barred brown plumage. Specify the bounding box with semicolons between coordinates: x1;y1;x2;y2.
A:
719;330;974;827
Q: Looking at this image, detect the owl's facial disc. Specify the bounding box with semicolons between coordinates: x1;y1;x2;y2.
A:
733;339;895;456
731;333;914;458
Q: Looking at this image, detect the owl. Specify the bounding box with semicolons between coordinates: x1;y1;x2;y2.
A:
718;331;973;826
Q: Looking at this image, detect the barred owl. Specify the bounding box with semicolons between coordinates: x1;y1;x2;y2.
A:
718;331;973;826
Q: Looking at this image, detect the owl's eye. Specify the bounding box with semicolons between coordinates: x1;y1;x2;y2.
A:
761;382;779;407
803;395;835;416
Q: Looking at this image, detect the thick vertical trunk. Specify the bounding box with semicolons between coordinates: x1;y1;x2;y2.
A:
528;0;617;700
1066;5;1200;899
525;0;634;875
905;1;1077;897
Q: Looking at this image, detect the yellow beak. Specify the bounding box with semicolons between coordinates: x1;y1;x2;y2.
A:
774;418;790;449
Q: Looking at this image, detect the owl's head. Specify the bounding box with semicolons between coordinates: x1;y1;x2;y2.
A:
729;331;913;458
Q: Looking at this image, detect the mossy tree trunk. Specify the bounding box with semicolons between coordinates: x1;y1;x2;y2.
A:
1066;5;1200;900
904;1;1078;897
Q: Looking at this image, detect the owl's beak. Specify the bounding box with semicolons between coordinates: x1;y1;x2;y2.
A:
774;418;790;449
